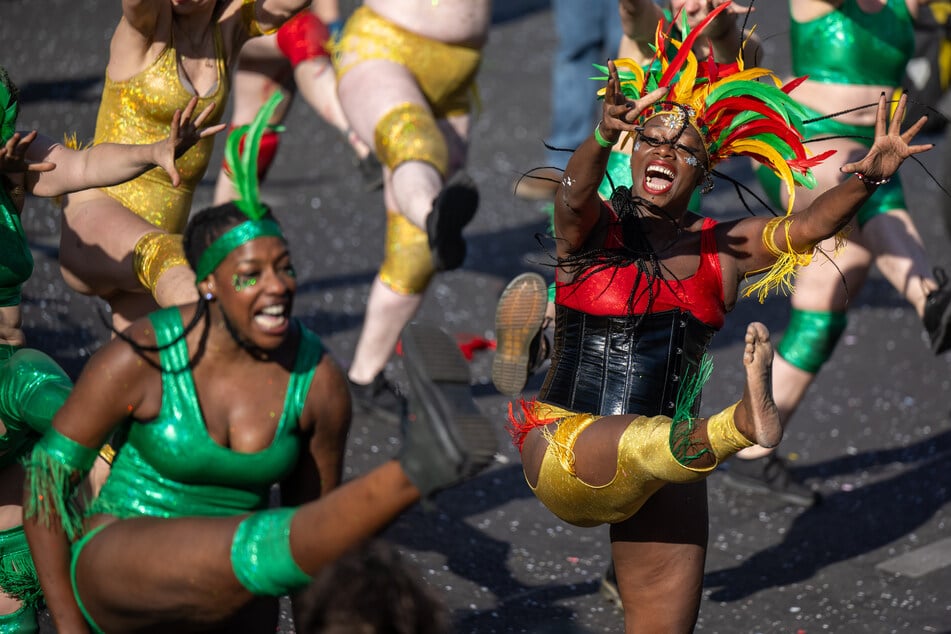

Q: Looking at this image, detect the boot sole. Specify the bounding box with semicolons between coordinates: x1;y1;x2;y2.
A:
429;173;479;272
401;322;498;480
492;273;548;396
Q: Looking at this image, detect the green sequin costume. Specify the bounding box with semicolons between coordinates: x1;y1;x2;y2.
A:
89;307;323;519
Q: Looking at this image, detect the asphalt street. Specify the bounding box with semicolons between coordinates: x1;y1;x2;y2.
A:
3;1;951;632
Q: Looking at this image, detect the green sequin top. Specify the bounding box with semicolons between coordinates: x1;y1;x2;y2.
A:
89;307;324;518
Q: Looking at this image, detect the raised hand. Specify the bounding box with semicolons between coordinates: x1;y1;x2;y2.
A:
156;97;227;187
598;59;668;144
840;93;933;184
0;130;55;174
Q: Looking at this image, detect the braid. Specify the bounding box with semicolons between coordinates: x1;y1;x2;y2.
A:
558;187;687;329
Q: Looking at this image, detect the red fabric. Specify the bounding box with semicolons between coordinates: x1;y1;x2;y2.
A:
276;11;330;67
506;398;561;452
222;127;280;180
556;214;726;328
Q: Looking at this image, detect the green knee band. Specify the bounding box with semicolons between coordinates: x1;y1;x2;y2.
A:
231;507;311;596
373;102;448;176
777;308;847;373
22;428;97;541
0;603;38;634
0;525;41;608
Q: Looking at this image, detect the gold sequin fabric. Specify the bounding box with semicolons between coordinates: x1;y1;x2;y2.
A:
92;25;230;233
526;400;747;527
133;231;187;293
374;102;448;175
332;6;482;119
378;209;434;295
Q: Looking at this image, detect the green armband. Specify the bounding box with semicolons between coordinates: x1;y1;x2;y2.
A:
22;428;97;542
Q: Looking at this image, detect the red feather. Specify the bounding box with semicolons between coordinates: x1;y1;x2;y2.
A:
659;2;733;87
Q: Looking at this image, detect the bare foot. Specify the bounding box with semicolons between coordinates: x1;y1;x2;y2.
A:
737;322;782;448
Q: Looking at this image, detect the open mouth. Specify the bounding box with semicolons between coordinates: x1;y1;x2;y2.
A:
643;163;676;195
254;303;289;332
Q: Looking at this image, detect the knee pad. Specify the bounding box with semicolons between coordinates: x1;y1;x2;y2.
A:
133;231;188;296
230;508;312;596
777;308;847;373
276;10;331;66
373;102;448;176
0;525;42;611
379;210;434;295
222;127;280;181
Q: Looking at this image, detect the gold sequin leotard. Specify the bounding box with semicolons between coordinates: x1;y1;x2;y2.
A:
91;24;230;233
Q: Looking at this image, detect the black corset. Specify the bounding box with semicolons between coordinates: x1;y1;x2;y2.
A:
538;306;716;417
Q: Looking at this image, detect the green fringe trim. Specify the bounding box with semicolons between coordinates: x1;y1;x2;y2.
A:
22;444;93;543
0;541;41;606
669;354;714;465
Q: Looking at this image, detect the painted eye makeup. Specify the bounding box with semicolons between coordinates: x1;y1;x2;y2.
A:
232;273;258;292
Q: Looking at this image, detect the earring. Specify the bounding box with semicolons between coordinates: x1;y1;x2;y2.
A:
701;173;715;195
204;292;215;302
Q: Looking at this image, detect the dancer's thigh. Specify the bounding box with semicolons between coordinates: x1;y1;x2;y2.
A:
59;195;162;296
336;60;428;151
74;515;275;633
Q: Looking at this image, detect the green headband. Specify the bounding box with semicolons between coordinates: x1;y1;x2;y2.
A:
0;80;18;143
194;218;285;281
194;91;286;282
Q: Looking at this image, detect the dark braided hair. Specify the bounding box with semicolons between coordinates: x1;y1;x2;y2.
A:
557;186;694;331
108;201;280;353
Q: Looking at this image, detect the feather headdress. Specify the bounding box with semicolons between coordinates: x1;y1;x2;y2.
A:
593;2;835;215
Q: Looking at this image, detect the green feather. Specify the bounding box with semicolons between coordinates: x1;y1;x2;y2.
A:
225;91;285;220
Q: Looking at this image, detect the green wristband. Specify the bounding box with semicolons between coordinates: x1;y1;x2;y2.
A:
593;122;615;149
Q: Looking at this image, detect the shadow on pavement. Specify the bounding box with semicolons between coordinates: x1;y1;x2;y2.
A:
705;428;951;601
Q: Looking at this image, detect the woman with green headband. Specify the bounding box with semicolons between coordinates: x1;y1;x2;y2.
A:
0;65;223;633
22;104;497;634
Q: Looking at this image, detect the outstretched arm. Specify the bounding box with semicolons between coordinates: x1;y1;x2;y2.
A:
553;60;667;255
25;96;225;198
731;93;933;276
23;326;159;634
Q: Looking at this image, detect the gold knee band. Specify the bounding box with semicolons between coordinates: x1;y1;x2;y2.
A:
378;210;434;295
133;231;187;295
705;402;752;462
373;102;448;176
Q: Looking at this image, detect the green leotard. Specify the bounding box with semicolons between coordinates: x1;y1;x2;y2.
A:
791;0;914;87
89;307;324;519
0;186;34;307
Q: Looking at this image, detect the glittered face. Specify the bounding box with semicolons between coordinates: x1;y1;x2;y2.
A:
637;117;707;169
215;236;297;348
629;117;708;202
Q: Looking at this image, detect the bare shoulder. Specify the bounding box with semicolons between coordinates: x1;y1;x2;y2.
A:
302;349;351;435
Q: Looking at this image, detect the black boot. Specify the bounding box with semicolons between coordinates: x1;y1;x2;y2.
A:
426;172;479;272
492;272;551;396
348;372;407;425
923;267;951;354
398;322;498;499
